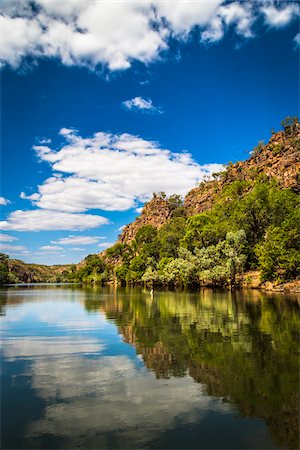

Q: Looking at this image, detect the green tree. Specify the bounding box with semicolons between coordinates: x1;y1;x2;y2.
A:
195;230;247;286
135;225;158;246
255;209;300;282
158;217;186;258
0;253;9;285
142;266;159;285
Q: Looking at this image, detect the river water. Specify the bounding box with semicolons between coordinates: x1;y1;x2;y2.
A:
1;285;299;449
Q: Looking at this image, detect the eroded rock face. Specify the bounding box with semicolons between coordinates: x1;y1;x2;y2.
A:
184;125;300;216
118;195;173;243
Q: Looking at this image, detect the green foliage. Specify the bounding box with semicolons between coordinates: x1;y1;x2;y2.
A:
135;225;158;246
196;230;247;286
0;253;9;285
162;257;197;286
74;254;107;283
252;140;264;156
280;116;298;135
142;266;159;284
168;194;185;217
272;143;284;155
255;209;300;282
158;217;186;258
182;212;228;250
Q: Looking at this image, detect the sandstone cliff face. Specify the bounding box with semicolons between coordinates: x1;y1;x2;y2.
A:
184;125;300;216
118;124;300;243
118;195;173;243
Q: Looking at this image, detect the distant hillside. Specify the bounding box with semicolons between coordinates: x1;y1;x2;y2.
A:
0;255;73;284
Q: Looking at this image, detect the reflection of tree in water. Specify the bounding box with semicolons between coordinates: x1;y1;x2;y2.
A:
86;288;300;450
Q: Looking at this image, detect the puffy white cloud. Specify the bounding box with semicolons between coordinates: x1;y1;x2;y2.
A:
123;96;163;114
52;235;104;245
0;196;10;205
0;233;18;242
27;129;224;213
201;2;255;43
261;3;299;28
39;245;63;251
0;209;108;231
1;1;298;71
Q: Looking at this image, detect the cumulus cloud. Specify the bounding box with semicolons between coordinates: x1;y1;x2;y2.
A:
52;235;104;245
0;210;108;231
0;233;18;242
39;245;63;251
0;243;27;251
261;3;299;28
0;1;298;71
24;128;224;214
123;97;163;114
0;196;10;205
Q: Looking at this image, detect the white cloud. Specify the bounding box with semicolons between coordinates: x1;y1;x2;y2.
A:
135;207;143;214
123;96;163;114
20;191;40;201
39;245;63;251
201;2;255;43
294;32;300;47
261;3;299;28
0;210;108;231
52;235;104;245
69;247;86;252
27;129;224;214
38;138;52;144
0;243;27;251
1;1;298;71
118;225;126;232
0;196;10;205
0;233;18;242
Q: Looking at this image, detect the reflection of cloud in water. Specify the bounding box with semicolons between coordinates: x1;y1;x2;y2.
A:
25;355;231;448
1;298;109;331
2;336;104;360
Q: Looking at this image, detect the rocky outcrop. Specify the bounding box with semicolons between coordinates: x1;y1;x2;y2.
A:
118;195;173;243
185;124;300;215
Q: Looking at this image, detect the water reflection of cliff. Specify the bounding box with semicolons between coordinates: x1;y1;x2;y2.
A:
85;288;300;450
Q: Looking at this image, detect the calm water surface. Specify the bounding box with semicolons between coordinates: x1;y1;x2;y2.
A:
1;286;299;450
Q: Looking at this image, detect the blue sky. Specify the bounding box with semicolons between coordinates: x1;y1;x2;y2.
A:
0;1;299;264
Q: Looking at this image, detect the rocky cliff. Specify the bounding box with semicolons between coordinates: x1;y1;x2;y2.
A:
118;195;173;243
185;124;299;215
118;121;299;243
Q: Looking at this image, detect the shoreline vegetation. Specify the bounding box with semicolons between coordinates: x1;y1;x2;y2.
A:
1;117;299;292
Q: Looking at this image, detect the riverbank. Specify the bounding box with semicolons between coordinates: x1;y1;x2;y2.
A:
239;271;300;293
